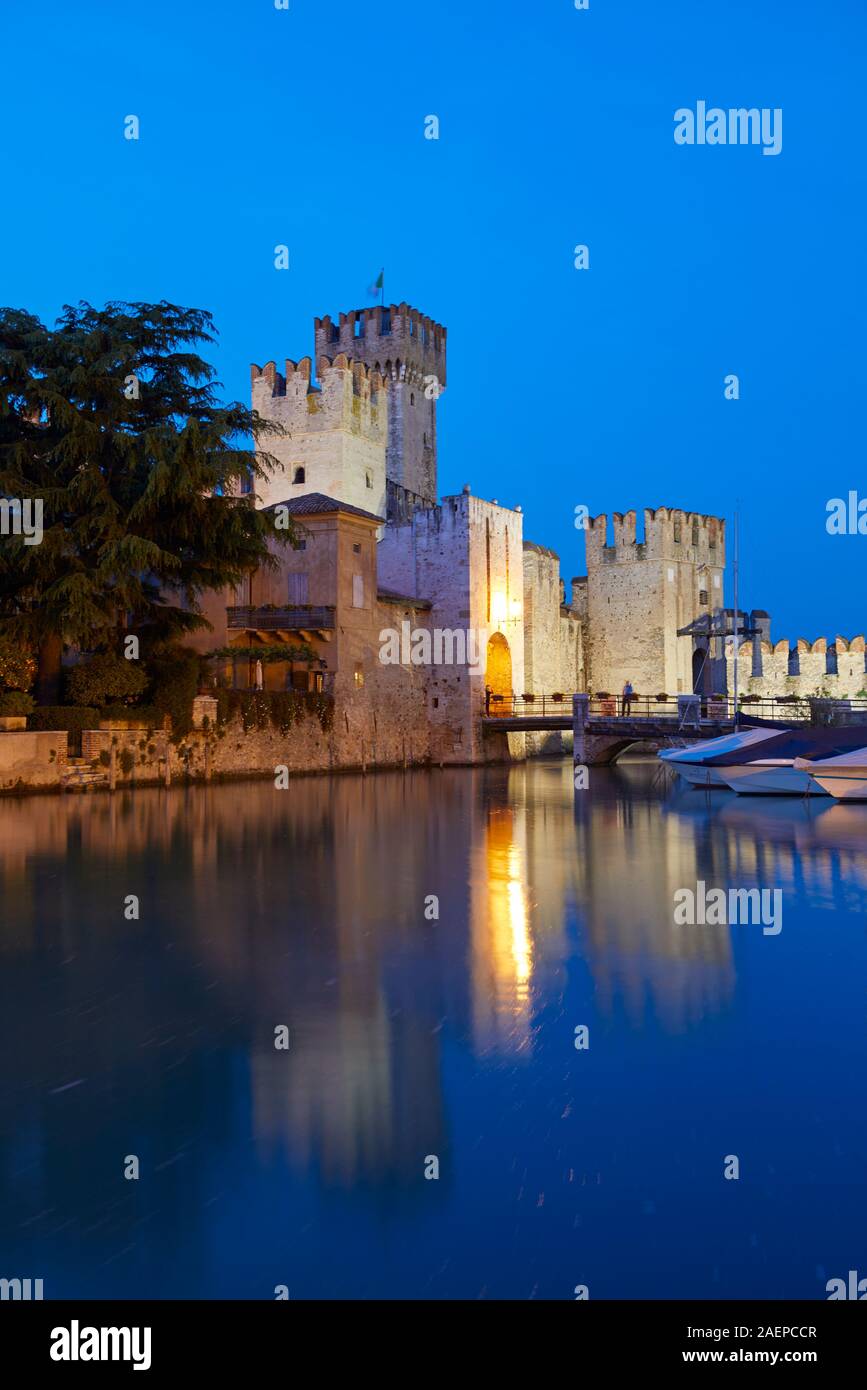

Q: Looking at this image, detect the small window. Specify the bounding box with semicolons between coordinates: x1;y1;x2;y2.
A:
354;316;364;338
354;663;364;688
410;392;415;406
288;573;309;604
292;466;305;484
380;309;391;334
352;574;364;608
699;589;708;606
353;542;361;554
692;523;699;547
409;319;415;336
673;523;682;543
365;472;373;489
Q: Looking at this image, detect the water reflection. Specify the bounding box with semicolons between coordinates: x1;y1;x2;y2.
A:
1;760;866;1297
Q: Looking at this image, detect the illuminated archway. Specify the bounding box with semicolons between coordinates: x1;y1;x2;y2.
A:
485;632;512;702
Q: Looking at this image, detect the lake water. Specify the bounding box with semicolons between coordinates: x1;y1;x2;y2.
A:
1;759;865;1300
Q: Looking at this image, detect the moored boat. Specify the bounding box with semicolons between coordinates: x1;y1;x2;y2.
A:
794;748;867;801
714;727;867;795
659;726;787;789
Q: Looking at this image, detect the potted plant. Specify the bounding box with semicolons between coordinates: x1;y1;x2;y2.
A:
655;692;669;703
551;692;564;702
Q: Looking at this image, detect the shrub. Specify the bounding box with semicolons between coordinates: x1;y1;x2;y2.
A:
119;749;135;776
100;704;165;728
28;706;99;733
67;652;148;707
0;637;37;693
148;648;201;741
0;691;35;715
216;688;334;736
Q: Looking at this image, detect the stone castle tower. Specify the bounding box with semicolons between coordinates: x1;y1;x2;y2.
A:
584;508;726;695
314;304;446;518
250;354;387;521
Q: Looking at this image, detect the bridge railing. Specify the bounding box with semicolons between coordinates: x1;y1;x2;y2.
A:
482;693;867;722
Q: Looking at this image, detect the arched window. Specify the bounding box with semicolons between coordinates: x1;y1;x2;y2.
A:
293;466;305;484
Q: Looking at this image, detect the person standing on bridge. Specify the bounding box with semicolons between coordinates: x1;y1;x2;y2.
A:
621;680;634;718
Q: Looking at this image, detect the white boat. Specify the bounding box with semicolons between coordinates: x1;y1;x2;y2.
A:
794;749;867;801
719;760;828;796
659;726;785;789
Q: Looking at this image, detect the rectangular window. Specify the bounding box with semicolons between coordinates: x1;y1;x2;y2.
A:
352;574;364;608
380;309;391;334
699;589;709;606
354;663;364;688
287;573;309;604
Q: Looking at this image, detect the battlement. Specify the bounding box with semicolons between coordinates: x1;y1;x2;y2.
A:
724;636;866;661
250;355;386;444
314;303;447;389
585;507;726;565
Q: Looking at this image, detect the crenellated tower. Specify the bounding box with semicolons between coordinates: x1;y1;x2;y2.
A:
584;507;726;695
314;303;446;516
250;355;387;520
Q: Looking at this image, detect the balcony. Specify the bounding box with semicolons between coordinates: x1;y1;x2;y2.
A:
226;605;336;636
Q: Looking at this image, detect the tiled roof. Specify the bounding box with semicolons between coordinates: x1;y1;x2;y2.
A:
265;492;384;523
377;588;432;610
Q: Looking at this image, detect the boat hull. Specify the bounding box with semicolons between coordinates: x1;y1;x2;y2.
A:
719;763;828;796
671;763;731;789
806;771;867;801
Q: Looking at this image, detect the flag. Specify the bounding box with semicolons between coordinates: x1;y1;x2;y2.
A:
367;269;384;300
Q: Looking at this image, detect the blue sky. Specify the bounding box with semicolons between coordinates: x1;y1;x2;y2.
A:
1;0;864;638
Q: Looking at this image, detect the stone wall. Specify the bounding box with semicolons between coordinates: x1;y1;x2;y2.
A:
0;730;67;792
726;636;867;700
378;491;526;764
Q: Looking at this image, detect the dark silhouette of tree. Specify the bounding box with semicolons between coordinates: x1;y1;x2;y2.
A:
0;300;292;702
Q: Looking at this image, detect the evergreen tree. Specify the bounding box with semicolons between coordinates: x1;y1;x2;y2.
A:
0;300;292;701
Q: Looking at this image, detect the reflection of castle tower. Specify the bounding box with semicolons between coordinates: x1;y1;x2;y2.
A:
573;773;736;1029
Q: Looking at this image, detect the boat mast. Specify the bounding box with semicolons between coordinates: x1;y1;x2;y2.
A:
732;506;739;729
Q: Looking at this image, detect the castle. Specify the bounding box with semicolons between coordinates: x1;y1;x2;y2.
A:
194;301;867;766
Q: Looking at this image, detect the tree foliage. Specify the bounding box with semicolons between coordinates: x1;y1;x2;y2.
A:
0;300;293;700
66;651;148;707
0;634;36;691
